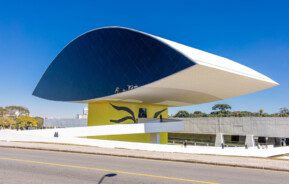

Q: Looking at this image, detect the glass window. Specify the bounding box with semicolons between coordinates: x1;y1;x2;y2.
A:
138;108;147;118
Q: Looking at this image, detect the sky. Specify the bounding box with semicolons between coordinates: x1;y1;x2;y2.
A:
0;0;289;118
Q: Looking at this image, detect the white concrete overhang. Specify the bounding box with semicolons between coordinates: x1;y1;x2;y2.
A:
79;27;278;106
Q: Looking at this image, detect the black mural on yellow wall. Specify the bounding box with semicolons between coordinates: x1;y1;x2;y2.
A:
110;103;136;123
153;108;167;118
109;103;167;124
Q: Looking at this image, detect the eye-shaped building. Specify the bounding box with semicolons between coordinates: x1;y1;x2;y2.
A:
33;27;278;143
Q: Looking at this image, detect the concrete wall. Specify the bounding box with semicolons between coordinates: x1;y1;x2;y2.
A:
44;119;87;128
181;117;289;138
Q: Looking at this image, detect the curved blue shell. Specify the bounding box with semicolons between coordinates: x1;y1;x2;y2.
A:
33;27;195;101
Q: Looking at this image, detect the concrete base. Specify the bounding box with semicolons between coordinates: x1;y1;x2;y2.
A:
2;129;289;158
150;133;160;144
245;135;255;147
215;133;224;147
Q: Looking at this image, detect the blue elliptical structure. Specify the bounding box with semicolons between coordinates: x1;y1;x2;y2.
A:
33;27;195;101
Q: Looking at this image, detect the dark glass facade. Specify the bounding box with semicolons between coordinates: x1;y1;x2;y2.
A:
33;27;195;101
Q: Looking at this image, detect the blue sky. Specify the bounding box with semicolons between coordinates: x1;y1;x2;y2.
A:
0;0;288;118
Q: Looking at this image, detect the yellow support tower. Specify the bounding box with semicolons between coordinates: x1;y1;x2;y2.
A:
88;101;168;144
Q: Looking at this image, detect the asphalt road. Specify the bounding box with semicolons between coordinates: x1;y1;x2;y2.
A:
0;147;289;184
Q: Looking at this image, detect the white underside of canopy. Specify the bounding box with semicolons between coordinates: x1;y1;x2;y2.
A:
80;64;277;106
79;27;278;106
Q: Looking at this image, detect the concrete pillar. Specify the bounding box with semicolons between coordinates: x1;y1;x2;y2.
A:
245;134;255;147
215;133;224;147
150;133;160;144
280;138;287;146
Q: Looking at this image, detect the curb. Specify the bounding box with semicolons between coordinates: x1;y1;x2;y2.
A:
0;143;289;173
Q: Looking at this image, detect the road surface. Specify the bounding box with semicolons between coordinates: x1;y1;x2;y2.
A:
0;147;288;184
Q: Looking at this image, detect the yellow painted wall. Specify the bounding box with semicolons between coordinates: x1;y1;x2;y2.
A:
88;101;168;144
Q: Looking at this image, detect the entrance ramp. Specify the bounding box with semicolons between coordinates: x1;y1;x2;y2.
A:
14;121;184;138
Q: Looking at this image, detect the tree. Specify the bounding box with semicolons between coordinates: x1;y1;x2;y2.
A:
34;117;44;128
16;115;38;130
279;107;289;116
174;110;190;118
190;111;207;117
212;104;231;113
5;106;30;117
0;117;16;129
230;111;254;117
259;109;264;116
0;107;7;117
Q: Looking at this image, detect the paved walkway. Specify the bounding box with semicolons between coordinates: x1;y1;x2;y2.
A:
1;141;289;172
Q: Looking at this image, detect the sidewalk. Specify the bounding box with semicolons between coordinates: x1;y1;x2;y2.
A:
1;141;289;172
